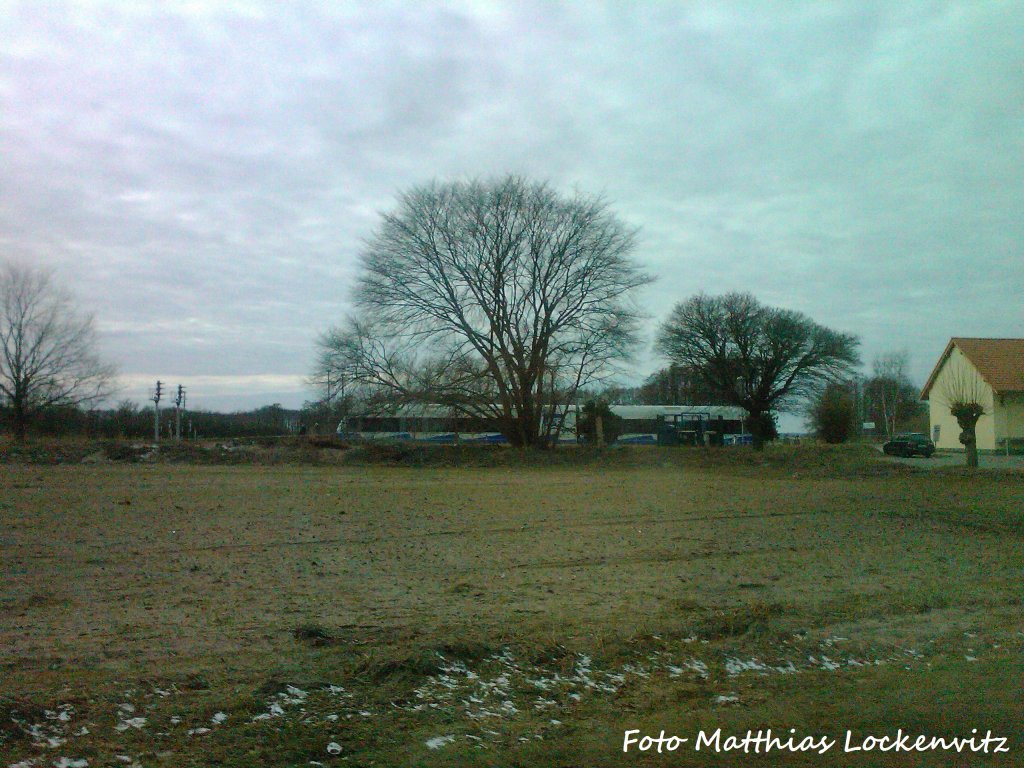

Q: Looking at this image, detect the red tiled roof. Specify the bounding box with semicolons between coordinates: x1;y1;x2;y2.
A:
921;338;1024;399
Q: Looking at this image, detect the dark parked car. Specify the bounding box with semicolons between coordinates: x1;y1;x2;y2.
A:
883;432;935;458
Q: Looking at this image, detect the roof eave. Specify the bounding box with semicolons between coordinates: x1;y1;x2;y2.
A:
920;338;956;401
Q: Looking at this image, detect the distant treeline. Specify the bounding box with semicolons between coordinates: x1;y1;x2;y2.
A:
0;401;319;440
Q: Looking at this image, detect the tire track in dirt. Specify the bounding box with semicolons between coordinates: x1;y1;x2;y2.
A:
7;508;841;561
474;544;820;572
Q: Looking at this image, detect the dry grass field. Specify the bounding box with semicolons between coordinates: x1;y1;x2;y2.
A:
1;444;1022;767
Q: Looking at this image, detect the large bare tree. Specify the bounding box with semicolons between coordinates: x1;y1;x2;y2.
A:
317;176;651;447
656;292;860;449
0;261;115;440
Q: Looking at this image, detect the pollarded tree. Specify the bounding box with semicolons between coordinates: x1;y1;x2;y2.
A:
0;261;116;440
318;176;652;447
938;366;988;468
656;293;860;449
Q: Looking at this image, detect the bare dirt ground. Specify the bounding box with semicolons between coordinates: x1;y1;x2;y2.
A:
2;448;1022;766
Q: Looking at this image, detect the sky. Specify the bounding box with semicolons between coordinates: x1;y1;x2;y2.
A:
1;0;1021;418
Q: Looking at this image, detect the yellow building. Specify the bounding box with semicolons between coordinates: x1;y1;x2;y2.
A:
921;338;1024;452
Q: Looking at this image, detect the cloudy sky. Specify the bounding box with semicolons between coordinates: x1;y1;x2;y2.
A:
1;0;1021;415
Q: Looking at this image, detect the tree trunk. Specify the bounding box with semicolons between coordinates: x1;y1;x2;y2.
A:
748;410;768;452
956;418;980;468
12;397;28;442
966;441;979;468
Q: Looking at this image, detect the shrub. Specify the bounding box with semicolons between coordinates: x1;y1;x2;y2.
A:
808;383;857;444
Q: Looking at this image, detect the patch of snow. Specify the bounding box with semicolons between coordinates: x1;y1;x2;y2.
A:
681;658;710;678
621;663;650;678
39;733;67;748
724;657;770;676
425;735;456;750
252;701;286;721
809;656;841;671
726;656;798;676
114;718;147;732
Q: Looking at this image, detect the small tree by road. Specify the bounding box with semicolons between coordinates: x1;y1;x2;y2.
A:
656;293;860;449
0;261;115;440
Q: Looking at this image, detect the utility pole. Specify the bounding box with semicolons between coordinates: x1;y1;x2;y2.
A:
174;384;186;442
152;380;163;443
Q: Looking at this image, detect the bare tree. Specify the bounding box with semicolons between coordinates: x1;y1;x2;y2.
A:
656;293;860;449
0;261;116;440
864;350;925;439
317;177;652;447
873;351;908;439
937;366;988;468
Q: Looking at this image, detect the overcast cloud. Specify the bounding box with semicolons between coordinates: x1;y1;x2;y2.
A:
1;0;1021;414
